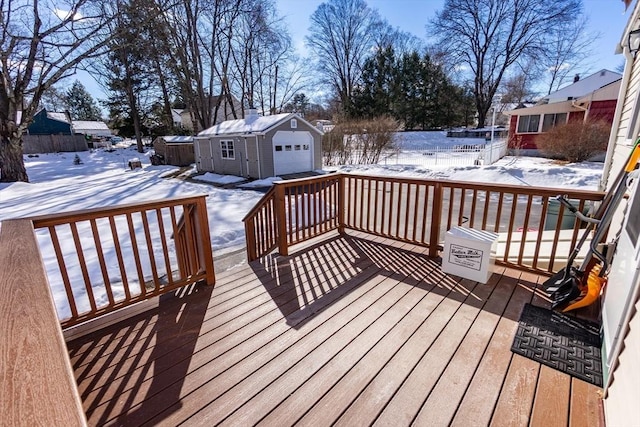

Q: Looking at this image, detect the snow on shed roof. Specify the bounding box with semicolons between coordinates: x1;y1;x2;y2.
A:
198;113;293;136
72;121;110;132
162;136;194;143
197;112;322;137
47;111;71;123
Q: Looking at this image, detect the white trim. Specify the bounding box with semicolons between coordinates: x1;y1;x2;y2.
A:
220;139;235;160
256;135;261;179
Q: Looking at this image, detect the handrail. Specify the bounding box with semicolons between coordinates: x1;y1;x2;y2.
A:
243;174;342;261
243;173;606;274
30;195;215;328
243;186;278;261
0;220;86;426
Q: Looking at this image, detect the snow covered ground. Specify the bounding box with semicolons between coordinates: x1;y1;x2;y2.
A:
0;139;603;319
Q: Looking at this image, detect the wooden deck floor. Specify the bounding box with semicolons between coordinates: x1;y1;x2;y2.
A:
67;232;603;427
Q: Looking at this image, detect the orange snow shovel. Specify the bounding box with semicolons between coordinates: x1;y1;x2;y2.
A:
545;139;640;312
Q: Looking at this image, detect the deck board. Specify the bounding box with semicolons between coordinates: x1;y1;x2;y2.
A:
66;233;603;427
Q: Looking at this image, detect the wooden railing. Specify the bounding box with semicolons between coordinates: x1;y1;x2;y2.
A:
243;175;342;260
30;195;215;328
0;219;87;425
244;173;605;274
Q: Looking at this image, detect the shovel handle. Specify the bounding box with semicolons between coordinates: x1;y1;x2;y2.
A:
626;140;640;172
555;195;600;224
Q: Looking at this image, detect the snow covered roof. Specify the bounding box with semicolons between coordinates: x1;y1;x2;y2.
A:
543;70;621;104
72;121;110;132
197;112;322;137
162;136;194;143
198;113;292;136
47;111;71;124
576;79;622;103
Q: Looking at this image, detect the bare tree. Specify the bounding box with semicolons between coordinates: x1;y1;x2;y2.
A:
306;0;383;112
500;70;538;105
0;0;118;182
542;14;596;94
430;0;581;128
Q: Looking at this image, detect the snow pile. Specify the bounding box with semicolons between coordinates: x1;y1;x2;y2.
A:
192;172;246;185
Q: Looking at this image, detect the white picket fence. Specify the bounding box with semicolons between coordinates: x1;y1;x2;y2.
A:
380;138;508;167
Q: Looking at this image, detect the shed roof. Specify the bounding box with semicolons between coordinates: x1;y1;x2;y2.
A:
161;136;194;143
197;112;323;137
47;111;71;124
72;121;110;132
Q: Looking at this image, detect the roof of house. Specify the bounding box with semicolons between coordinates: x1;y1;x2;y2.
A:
508;77;622;116
576;79;622;103
507;100;583;116
543;70;622;104
46;111;71;124
197;112;323;137
72;121;110;132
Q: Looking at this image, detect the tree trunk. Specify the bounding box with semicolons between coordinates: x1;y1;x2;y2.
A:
0;135;28;182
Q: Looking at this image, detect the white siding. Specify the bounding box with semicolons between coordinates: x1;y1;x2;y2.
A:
616;56;640;143
604;295;640;426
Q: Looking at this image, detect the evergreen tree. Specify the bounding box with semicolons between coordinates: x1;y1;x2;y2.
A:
349;46;397;119
284;93;311;116
65;80;103;121
103;0;155;152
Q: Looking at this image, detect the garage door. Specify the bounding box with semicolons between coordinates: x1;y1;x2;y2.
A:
272;131;313;175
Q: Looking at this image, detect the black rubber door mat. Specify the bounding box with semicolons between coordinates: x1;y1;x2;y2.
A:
511;303;603;387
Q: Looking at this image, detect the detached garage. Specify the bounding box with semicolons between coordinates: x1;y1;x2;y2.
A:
194;111;323;179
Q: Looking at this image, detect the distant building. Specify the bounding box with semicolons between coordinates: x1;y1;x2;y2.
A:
180;95;243;133
27;109;73;135
152;136;195;166
72;121;112;139
194;111;323;179
507;70;622;153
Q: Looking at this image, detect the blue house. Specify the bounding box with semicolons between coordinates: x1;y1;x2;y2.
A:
27;109;73;135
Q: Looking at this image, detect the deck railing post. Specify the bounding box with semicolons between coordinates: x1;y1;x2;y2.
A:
338;174;346;234
429;183;444;258
194;197;216;286
274;182;289;256
244;219;257;262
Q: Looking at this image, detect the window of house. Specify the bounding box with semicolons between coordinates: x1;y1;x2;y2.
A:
275;145;283;152
220;140;235;159
303;144;310;150
517;115;541;133
291;119;297;128
294;145;301;150
285;145;292;151
542;113;567;132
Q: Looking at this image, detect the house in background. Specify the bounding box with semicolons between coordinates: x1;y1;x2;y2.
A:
171;108;184;129
180;95;244;133
194;110;323;179
27;109;73;135
152;136;195;166
24;109;88;154
507;70;622;154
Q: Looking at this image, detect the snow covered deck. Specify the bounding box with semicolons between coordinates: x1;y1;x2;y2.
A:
67;232;602;426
